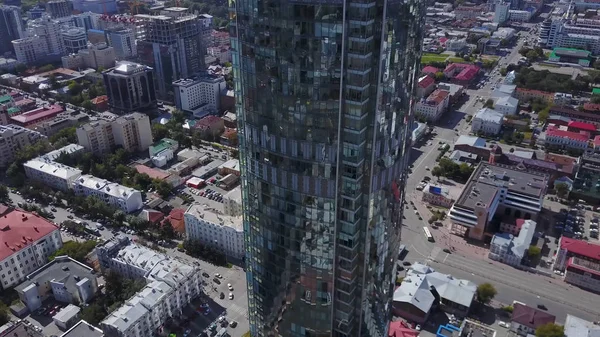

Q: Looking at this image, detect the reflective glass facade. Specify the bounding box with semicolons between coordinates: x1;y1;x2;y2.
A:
230;0;424;335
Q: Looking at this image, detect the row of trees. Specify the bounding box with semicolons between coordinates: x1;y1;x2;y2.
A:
183;240;228;266
431;158;474;182
514;68;589;94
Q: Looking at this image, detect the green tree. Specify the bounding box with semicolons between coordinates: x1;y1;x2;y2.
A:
527;245;541;259
49;240;97;262
80;303;106;326
152;123;170;140
484;99;494;108
82;99;94;112
476;283;497;304
536;323;564;337
434;71;445;81
160;219;176;239
49;126;77;144
0;301;9;325
538;105;552;123
39;64;55;72
500;67;508;76
68;81;82;95
0;184;9;203
554;182;570;199
432;166;443;181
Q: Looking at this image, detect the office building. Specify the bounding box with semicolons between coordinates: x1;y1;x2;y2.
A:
62;27;88;54
47;0;72;18
184;203;244;258
508;10;532;22
232;0;425;334
0;206;63;290
136;8;206;98
73;174;143;213
15;256;98;312
105;27;136;60
540;16;600;55
24;158;82;191
12;36;49;65
96;237;203;337
103;61;157;113
449;162;549;241
72;11;100;30
0;124;46;168
173;76;226;117
0;5;25;55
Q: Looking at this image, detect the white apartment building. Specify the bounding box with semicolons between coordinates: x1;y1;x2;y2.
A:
414;89;450;122
173;76;226;116
223;186;242;217
76;113;152;154
62;43;116;70
184;203;244;258
489;219;537;267
509;10;532;22
541;18;600;55
73;175;143;213
12;37;49;65
97;238;202;337
446;38;467;52
61;27;87;54
111;113;153;152
471;108;504;135
494;96;519;115
0;124;47;168
494;2;510;23
0;208;63;290
27;14;66;56
76;120;114;154
24;159;82;191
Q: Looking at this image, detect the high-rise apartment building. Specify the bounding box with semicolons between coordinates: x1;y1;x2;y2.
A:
232;0;424;336
62;27;88;54
0;5;25;55
103;61;157;113
105;27;136;60
26;14;66;57
47;0;72;18
76;113;153;154
136;7;206;98
0;124;46;168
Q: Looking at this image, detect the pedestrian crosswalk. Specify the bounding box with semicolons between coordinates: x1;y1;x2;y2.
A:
427;247;441;264
227;303;247;317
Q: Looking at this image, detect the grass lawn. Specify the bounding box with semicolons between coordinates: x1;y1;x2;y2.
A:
421;53;448;64
447;57;464;63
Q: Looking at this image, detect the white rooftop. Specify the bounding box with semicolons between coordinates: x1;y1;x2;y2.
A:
393;262;477;314
74;174;140;199
219;159;240;171
475;108;504;123
39;144;84;161
24;159;82;180
225;186;242;204
185;203;243;232
564;314;600;337
54;304;81;323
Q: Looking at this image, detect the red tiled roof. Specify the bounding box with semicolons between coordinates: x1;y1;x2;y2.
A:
418;75;435;89
10;105;63;124
14;98;34;107
389;321;419;337
566;257;600;278
135;165;171;180
91;95;108;104
583;103;600;112
143;209;164;223
511;303;556;329
560;237;600;260
0;207;60;261
165;208;186;233
425;89;449;105
444;63;480;81
568;120;596;132
546;127;590;142
196;115;222;128
421;66;439;75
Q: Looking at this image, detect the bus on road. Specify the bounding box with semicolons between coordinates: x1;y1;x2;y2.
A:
423;227;434;242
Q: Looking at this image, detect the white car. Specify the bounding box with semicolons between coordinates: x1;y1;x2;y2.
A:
229;292;234;300
228;283;233;291
215;273;222;279
415;325;421;331
498;321;509;328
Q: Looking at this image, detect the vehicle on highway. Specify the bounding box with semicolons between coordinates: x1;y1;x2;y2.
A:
423;227;434;242
537;304;548;310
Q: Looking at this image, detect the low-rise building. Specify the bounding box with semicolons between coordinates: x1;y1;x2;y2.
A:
184;203;244;258
545;125;590;152
510;303;555;336
471;108;503;135
60;320;104;337
415;89;450;121
10;105;64;127
553;237;600;271
417;75;436;99
218;159;240;176
489;219;536;267
422;183;453;207
0;206;63;290
564;314;600;337
53;304;82;330
449;162;549;241
73;175;143;213
24;158;82;191
443;63;480;85
437;82;464;104
494;96;519;115
223;187;242;217
392;263;476;323
515;88;554;104
548;48;592;67
193;115;224;139
568;121;596;135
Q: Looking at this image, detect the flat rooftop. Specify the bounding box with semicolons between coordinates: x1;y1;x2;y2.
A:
455;162;548;210
185;203;243;232
15;256;96;295
60;320;104;337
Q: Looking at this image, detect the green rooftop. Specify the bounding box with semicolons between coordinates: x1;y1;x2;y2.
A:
150;138;177;156
593;88;600;95
7;107;20;115
0;95;12;104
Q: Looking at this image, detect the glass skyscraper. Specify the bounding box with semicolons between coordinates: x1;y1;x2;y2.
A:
230;0;424;335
